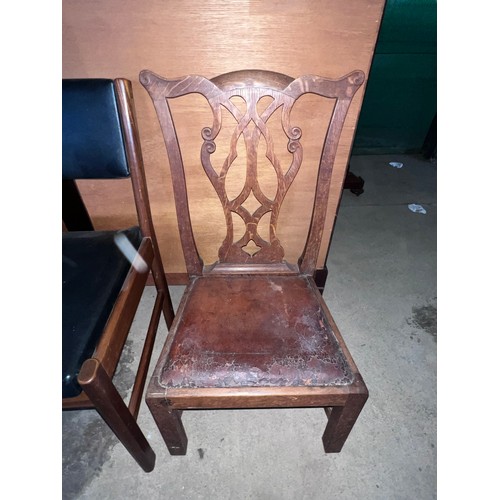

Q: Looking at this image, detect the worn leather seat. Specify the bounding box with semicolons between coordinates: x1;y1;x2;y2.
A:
62;226;141;398
161;275;353;389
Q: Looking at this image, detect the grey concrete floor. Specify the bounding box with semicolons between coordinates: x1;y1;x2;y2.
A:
62;154;436;499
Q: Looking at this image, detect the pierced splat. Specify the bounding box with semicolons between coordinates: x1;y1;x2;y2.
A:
201;86;303;267
140;69;365;276
241;239;261;258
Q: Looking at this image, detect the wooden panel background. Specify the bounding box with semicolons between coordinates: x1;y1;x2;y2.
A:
62;0;385;282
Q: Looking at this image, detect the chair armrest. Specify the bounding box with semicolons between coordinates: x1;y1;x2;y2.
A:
95;237;154;375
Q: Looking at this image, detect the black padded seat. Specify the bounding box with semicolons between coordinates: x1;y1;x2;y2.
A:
62;226;142;398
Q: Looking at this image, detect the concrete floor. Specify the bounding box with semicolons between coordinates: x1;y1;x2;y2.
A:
62;154;437;499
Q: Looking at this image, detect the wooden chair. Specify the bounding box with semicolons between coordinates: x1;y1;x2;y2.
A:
140;69;368;455
62;78;174;472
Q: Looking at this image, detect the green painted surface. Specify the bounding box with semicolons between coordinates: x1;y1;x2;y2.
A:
353;0;437;154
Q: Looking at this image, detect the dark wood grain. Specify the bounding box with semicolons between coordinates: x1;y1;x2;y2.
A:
146;378;188;455
128;291;165;420
322;392;368;452
94;238;153;375
114;79;175;327
78;358;156;471
159;387;350;410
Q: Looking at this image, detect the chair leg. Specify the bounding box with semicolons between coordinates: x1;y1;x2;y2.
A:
78;358;156;472
322;392;368;453
146;396;188;455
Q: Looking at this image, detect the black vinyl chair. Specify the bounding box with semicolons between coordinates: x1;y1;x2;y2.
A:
62;78;174;472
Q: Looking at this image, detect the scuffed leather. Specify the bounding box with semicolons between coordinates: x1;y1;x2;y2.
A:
161;275;354;389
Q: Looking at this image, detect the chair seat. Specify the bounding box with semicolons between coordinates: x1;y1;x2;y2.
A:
62;226;142;398
161;275;354;389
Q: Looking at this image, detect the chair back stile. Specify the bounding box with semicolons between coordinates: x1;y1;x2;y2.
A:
114;79;174;324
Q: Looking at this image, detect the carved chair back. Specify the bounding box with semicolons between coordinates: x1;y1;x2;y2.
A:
140;69;364;277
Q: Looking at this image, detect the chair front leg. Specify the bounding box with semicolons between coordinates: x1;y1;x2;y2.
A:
146;396;188;455
78;358;156;472
322;392;368;453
